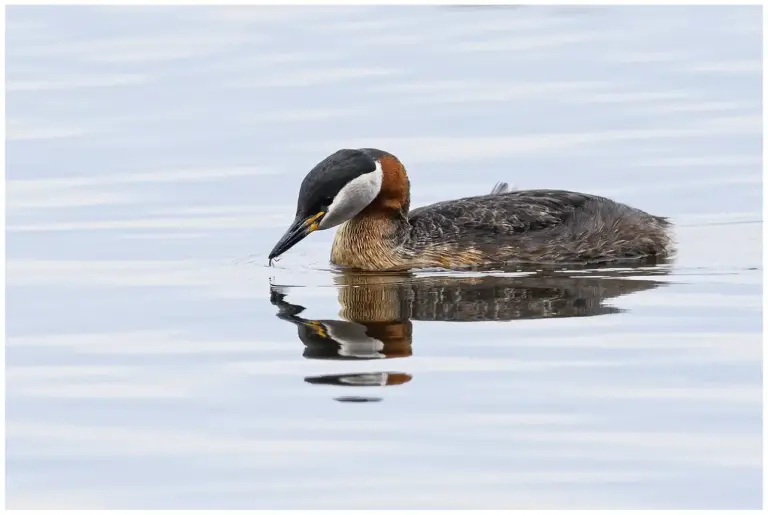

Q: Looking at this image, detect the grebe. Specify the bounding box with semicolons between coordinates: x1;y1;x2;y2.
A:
268;148;673;271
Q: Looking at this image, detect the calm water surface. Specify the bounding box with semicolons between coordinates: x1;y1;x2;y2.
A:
6;5;762;509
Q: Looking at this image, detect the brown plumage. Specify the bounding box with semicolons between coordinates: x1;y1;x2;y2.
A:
269;148;675;271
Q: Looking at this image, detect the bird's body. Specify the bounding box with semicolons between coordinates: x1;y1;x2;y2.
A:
269;148;674;271
331;186;672;270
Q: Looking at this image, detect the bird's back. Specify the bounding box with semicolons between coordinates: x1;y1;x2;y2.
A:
405;188;672;265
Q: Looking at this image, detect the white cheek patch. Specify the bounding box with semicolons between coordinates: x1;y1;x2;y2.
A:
318;160;383;230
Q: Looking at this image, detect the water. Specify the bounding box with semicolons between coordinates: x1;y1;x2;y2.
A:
5;5;762;510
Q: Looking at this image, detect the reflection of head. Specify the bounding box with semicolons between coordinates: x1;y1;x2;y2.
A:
305;372;412;403
304;372;412;387
270;267;667;360
270;288;411;360
297;319;412;360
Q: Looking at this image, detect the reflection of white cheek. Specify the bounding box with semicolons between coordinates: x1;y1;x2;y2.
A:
324;321;387;359
338;373;389;386
337;337;386;359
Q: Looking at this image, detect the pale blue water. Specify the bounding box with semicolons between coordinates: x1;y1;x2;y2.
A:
5;5;762;509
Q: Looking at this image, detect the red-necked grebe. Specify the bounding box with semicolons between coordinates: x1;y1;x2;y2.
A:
268;148;673;270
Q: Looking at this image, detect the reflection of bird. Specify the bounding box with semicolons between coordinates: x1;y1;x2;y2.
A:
334;269;666;322
269;267;667;360
304;372;412;387
268;148;674;271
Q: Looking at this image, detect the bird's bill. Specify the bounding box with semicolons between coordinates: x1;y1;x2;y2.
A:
268;211;325;263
